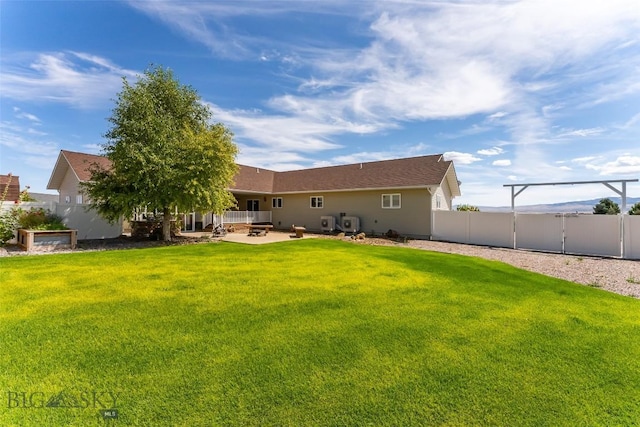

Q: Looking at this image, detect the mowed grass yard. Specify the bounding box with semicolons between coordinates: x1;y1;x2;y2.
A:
1;239;639;426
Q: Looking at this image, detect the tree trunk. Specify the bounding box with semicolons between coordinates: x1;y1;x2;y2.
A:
162;207;172;242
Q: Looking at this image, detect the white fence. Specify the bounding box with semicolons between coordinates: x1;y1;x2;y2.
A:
433;211;639;259
1;201;121;241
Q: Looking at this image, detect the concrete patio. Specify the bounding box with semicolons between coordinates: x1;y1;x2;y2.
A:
182;230;318;245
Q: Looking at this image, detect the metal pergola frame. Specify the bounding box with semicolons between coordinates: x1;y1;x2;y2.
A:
503;179;639;212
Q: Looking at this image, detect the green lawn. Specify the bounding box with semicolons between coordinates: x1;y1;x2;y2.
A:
1;239;639;426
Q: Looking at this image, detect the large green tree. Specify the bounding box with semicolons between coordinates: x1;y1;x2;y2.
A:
629;202;640;215
83;66;238;241
593;198;620;215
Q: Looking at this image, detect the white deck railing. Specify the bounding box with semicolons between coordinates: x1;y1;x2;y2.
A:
205;210;272;227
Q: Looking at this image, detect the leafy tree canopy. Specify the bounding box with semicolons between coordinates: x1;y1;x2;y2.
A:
629;202;640;215
83;66;238;241
593;198;620;215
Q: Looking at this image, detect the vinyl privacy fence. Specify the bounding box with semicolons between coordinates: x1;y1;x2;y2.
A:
432;211;640;260
1;201;121;241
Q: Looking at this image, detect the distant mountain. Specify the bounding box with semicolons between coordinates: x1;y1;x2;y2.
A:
475;197;640;213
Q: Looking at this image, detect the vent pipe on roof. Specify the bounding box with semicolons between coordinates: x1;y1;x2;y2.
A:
256;168;260;173
359;163;363;169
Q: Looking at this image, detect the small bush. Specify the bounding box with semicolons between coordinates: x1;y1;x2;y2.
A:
457;204;480;212
17;208;68;231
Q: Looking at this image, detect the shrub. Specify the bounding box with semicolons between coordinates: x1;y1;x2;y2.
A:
629;202;640;216
457;204;481;212
17;208;68;231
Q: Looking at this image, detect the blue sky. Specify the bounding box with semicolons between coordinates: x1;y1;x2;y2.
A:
1;0;639;207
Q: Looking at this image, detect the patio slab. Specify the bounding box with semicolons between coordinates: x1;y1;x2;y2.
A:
219;230;318;245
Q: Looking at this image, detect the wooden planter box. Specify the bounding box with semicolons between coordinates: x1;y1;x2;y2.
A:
17;229;77;252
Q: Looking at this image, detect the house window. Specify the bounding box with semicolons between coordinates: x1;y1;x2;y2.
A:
76;194;83;204
64;195;70;204
272;197;283;208
310;196;324;209
436;194;442;209
382;193;401;209
247;200;259;211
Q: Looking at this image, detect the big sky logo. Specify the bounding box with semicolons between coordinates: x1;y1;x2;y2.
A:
6;390;119;409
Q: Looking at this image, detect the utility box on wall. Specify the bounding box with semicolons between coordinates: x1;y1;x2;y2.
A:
320;216;336;232
341;216;360;233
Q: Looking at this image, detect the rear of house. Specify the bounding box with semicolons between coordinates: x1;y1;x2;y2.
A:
232;154;460;239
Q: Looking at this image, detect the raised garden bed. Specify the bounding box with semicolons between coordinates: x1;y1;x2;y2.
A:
17;229;77;252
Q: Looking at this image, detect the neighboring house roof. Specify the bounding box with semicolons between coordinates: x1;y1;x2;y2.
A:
47;150;461;197
47;150;112;190
0;174;21;201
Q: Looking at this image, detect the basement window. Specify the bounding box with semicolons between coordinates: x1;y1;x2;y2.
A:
310;196;324;209
382;193;401;209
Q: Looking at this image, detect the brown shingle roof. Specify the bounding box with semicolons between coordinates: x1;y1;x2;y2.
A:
47;150;458;195
231;165;276;193
273;155;453;193
62;150;112;181
0;174;21;202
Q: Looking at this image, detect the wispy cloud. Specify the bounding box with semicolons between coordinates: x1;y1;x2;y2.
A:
0;52;137;108
13;107;41;124
557;127;606;138
0;121;60;170
131;0;640;172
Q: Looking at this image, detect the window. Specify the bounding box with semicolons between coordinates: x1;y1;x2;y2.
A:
64;195;70;204
436;194;442;209
247;200;259;211
272;197;283;208
310;196;324;209
76;194;83;204
382;193;401;209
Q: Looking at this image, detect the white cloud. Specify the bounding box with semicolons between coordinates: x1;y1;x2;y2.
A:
478;147;504;156
443;151;482;165
585;155;640;175
0;52;138;109
492;159;511;166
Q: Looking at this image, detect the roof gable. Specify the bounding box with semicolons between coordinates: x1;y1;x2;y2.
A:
47;150;112;190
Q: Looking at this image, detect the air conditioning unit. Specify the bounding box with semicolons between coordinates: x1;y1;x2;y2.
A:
341;216;360;233
320;216;336;232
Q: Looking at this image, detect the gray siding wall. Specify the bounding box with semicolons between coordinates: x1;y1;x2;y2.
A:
270;189;433;238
